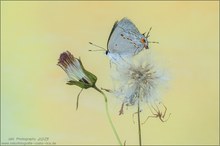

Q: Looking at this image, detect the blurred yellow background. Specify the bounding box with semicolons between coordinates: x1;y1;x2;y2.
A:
1;1;219;145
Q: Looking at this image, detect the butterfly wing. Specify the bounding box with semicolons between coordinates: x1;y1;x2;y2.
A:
107;17;145;57
117;17;139;33
107;20;118;47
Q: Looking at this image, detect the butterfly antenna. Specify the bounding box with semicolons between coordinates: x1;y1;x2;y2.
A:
89;42;106;51
88;49;105;52
146;27;152;38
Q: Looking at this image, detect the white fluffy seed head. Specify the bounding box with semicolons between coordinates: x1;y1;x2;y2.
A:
110;51;169;106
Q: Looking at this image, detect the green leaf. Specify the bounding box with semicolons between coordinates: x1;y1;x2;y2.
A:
66;80;91;89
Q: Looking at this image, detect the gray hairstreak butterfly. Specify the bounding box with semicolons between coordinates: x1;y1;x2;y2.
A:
89;17;158;62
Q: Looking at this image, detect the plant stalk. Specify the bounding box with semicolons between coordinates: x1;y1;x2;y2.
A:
94;86;122;146
138;99;142;146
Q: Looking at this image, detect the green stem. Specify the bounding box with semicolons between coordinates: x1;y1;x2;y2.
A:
93;86;122;146
138;99;142;146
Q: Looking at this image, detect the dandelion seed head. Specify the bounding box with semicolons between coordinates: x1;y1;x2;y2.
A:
111;52;169;106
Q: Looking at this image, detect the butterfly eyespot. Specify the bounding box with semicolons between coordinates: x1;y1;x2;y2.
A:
140;38;146;43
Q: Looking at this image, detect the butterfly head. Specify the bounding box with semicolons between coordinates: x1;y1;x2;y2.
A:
106;50;109;55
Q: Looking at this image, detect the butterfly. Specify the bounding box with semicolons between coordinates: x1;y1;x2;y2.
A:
89;17;158;62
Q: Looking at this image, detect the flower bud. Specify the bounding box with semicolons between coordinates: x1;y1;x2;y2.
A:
58;51;97;89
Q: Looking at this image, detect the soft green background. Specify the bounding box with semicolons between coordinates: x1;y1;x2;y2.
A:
1;1;219;145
